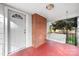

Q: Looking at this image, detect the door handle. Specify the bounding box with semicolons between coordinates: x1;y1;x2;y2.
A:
24;29;26;34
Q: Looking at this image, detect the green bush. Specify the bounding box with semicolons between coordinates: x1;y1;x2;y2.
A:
67;35;75;45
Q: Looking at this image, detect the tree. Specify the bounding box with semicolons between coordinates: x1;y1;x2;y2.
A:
66;17;77;45
64;19;74;43
51;17;77;44
54;20;66;33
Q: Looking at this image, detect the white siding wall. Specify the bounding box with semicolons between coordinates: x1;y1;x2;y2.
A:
47;33;66;43
0;4;4;56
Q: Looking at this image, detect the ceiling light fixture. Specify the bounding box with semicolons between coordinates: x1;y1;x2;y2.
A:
46;4;54;10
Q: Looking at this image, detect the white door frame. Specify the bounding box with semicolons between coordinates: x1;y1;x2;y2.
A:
4;5;26;56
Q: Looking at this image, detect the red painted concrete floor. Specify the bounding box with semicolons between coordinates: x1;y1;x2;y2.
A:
9;40;79;56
